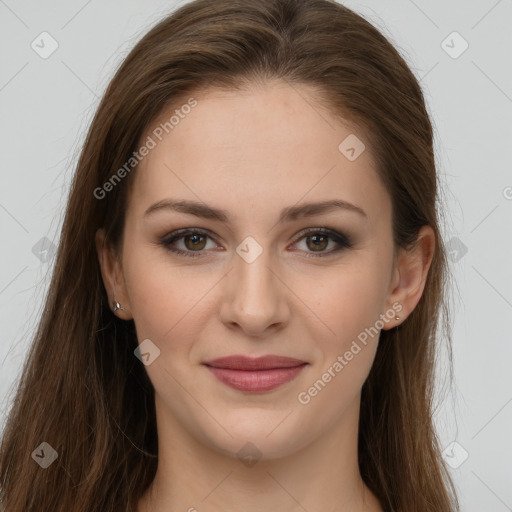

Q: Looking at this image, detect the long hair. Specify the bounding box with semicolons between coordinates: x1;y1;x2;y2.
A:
0;0;459;510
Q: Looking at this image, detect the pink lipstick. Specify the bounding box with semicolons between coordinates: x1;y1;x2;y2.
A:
203;355;308;392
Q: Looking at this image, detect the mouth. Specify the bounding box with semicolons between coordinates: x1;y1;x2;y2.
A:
202;355;308;393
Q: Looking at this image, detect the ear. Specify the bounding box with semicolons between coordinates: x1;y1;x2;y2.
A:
382;225;435;330
95;228;133;320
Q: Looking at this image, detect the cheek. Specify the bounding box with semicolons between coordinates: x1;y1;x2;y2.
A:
122;251;221;383
304;260;389;339
123;255;209;391
123;247;204;336
296;271;384;414
124;260;178;338
298;255;390;397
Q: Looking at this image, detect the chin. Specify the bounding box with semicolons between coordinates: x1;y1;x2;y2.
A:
199;411;315;462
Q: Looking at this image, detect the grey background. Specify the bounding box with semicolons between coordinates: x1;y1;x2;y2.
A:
0;0;511;509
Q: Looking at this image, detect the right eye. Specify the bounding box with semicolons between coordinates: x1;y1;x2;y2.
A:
159;229;220;258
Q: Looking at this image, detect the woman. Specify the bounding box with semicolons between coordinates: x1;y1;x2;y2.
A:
0;0;459;510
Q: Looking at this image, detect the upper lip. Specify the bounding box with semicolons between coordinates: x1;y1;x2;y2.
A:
203;355;307;370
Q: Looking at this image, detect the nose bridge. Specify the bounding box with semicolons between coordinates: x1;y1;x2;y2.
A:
221;237;288;334
235;247;274;298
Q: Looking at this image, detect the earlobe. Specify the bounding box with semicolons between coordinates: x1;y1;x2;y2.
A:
383;225;435;330
95;228;133;319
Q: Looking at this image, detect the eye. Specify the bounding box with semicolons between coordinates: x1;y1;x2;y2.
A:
290;228;352;257
159;229;219;258
159;227;352;258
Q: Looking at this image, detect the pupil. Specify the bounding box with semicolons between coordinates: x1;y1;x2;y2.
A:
309;234;327;251
187;234;204;249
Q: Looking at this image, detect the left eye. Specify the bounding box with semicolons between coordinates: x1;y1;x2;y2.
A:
293;231;346;254
160;228;352;258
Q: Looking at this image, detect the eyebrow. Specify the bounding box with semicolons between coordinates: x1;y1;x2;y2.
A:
144;198;367;223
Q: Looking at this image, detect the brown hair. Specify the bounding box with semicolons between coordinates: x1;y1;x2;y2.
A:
0;0;459;510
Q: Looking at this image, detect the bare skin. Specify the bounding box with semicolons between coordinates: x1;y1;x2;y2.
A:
96;79;434;512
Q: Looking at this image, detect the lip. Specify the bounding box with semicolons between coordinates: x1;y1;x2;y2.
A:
203;355;308;392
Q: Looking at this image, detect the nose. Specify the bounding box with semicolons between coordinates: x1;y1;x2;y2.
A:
219;247;290;337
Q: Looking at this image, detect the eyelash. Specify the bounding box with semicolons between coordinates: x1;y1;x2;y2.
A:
159;227;352;259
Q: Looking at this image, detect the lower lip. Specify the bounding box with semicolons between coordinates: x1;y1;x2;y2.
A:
204;364;307;392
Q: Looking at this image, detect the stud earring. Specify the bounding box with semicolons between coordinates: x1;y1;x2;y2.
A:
112;300;123;312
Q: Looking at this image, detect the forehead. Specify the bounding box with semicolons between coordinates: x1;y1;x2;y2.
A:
128;81;391;228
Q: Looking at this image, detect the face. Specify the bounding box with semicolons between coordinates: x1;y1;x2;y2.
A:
102;80;404;460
